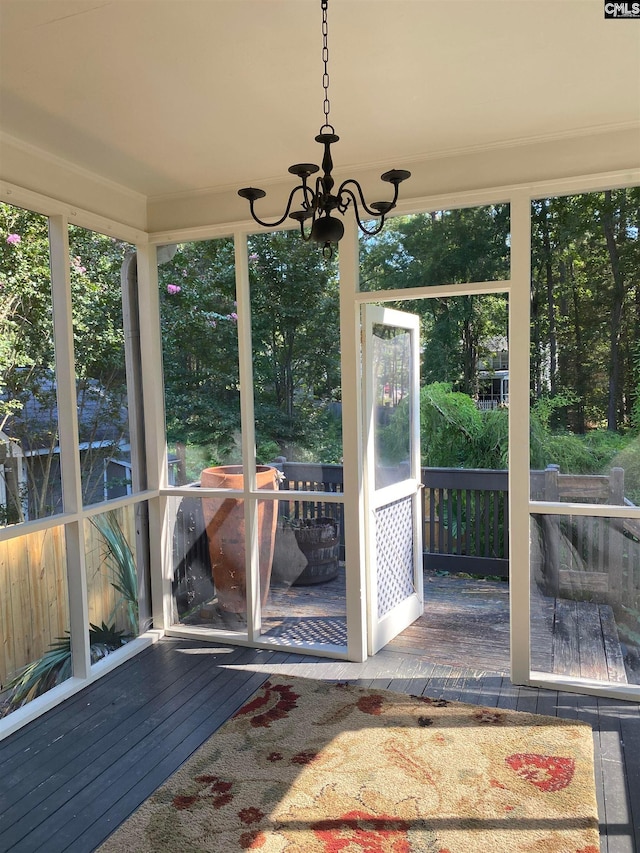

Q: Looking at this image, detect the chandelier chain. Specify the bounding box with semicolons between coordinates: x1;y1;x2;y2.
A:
321;0;330;129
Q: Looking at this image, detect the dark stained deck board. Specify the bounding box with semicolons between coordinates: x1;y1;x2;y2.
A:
597;697;636;853
0;639;222;786
600;606;630;685
577;600;611;681
553;597;581;677
459;670;502;707
574;693;608;851
65;662;275;853
0;643;169;769
616;700;640;852
1;644;276;853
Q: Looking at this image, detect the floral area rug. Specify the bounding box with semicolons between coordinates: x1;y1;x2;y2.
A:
97;676;599;852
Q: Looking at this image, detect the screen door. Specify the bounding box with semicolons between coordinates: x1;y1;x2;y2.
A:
363;305;423;654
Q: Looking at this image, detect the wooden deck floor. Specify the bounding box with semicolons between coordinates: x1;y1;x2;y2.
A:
392;573;634;684
0;636;639;852
261;569;636;683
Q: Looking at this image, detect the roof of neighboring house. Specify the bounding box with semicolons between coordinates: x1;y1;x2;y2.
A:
1;376;129;452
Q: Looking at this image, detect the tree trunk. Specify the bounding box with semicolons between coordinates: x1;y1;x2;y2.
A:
531;269;543;398
602;190;626;431
568;259;586;433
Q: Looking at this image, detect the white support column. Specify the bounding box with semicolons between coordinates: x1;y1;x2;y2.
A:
339;218;367;662
234;232;261;641
136;242;170;631
49;215;91;678
509;192;532;684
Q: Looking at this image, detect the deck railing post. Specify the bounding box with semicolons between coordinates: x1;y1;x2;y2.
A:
608;467;625;601
543;465;561;597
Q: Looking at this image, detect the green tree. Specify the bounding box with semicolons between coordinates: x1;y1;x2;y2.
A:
158;237;240;473
248;231;341;459
157;232;342;470
0;204;133;521
531;188;640;432
360;206;510;394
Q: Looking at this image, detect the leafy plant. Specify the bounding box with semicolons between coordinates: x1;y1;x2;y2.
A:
90;510;138;632
2;512;138;716
3;623;127;712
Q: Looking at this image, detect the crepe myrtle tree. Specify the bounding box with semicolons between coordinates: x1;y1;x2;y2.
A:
0;203;133;523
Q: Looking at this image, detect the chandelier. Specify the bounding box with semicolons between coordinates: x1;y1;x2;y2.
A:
238;0;411;258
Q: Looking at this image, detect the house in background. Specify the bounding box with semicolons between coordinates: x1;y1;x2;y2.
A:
0;380;132;520
0;0;639;743
0;430;25;524
476;337;509;410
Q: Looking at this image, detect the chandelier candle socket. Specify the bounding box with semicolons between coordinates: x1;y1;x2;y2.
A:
238;0;411;258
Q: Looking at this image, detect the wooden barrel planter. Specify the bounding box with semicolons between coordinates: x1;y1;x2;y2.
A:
200;465;278;613
291;516;340;585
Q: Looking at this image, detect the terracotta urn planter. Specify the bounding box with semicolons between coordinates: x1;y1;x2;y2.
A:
200;465;279;613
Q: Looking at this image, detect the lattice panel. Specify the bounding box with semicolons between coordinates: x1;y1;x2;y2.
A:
375;496;415;618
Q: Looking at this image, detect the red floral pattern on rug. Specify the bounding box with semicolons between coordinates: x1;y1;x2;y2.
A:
472;709;505;724
312;810;411;852
357;694;385;715
505;753;576;792
171;774;234;811
96;677;599;853
232;680;299;728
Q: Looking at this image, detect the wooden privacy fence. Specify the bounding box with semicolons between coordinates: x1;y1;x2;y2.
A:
0;525;68;691
0;506;136;688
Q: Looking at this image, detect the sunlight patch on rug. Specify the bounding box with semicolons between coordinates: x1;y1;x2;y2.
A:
97;676;599;852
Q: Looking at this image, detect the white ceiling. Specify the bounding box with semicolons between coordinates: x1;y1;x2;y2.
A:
1;0;639;201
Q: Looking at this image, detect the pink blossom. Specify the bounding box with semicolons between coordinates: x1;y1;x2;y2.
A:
229;312;238;322
6;233;21;245
71;256;87;274
167;284;181;295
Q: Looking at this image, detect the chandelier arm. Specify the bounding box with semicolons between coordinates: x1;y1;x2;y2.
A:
293;203;318;242
338;187;388;236
247;185;312;229
300;209;317;242
337;178;399;219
